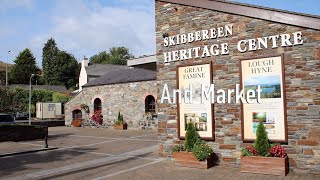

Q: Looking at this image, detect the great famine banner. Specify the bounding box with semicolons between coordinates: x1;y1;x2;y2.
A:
240;55;287;142
177;63;214;140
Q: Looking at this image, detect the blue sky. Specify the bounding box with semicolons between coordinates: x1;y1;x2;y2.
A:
244;75;281;86
0;0;319;67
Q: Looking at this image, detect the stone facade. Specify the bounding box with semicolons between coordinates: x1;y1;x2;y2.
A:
65;80;158;129
156;1;320;173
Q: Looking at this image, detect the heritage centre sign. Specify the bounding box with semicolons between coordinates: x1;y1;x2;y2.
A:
163;24;303;63
159;23;301;142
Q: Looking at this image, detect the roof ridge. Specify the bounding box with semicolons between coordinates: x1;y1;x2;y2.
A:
157;0;320;30
219;0;320;19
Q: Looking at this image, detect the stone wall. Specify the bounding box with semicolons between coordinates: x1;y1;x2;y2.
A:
65;80;158;129
156;1;320;173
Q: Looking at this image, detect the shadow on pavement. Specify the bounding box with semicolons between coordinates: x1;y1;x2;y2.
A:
48;133;74;140
0;147;97;177
44;151;155;180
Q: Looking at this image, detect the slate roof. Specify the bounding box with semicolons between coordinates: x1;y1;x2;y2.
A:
85;64;129;76
83;68;156;87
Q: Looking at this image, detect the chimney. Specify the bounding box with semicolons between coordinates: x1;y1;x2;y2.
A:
81;56;88;67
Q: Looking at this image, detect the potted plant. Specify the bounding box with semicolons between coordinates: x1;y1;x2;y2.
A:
80;104;89;113
113;111;127;130
172;122;214;169
241;120;289;176
71;119;83;127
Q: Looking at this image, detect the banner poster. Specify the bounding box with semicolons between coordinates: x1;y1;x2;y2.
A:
177;63;214;140
240;55;287;142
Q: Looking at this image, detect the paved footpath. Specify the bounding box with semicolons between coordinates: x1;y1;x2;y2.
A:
0;127;319;180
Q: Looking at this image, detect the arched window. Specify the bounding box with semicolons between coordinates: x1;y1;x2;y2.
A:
145;95;155;113
94;98;102;112
72;109;82;120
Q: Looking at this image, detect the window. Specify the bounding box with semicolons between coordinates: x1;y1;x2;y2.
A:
94;98;102;112
48;104;56;111
145;95;156;113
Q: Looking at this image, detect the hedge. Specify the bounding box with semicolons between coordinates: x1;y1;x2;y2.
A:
0;124;45;142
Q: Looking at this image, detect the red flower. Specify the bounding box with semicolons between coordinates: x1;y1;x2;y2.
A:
269;145;287;158
246;145;258;156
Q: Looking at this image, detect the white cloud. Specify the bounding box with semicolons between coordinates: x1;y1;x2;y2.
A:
0;0;35;13
29;0;155;64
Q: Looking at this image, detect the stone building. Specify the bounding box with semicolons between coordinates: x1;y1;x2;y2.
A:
65;58;158;129
156;0;320;173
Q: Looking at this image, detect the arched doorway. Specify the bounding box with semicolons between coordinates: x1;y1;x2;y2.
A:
93;98;103;124
94;98;102;111
145;95;156;113
72;109;82;120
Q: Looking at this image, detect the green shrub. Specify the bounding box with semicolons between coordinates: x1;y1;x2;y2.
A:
172;144;185;152
0;87;55;114
52;92;70;103
241;145;258;156
253;120;270;156
0;124;45;142
116;111;124;125
184;122;199;152
192;142;213;161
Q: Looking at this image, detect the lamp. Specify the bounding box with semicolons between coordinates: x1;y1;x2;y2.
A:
6;50;10;90
29;74;35;125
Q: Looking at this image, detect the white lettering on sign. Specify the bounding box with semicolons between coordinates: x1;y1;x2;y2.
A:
236;32;303;53
162;23;304;63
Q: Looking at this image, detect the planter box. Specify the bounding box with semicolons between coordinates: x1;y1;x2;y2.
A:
241;156;289;176
173;151;214;169
113;124;127;130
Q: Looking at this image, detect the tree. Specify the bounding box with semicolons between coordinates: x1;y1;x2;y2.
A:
90;47;134;65
90;51;109;64
9;48;39;84
42;38;59;85
253;120;270;156
42;38;80;89
57;51;80;89
184;122;199;152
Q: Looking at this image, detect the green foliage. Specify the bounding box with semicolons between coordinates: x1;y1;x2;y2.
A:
42;38;80;89
192;142;213;161
57;51;80;89
253;120;270;156
241;145;258;157
184;122;199;152
90;47;134;65
0;124;45;142
172;144;185;152
0;88;12;112
0;71;6;85
10;87;29;113
116;111;124;125
0;87;68;115
9;48;39;84
90;51;109;64
52;92;70;103
241;148;252;157
42;38;59;85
